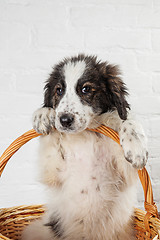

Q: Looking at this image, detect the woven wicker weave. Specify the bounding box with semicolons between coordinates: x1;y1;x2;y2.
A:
0;125;160;240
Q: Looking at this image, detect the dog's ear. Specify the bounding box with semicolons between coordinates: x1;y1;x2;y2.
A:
101;63;130;120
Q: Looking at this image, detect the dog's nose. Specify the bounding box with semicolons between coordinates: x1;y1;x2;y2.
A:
60;114;74;128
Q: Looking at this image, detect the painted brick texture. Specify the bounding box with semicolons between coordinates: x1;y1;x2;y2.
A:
0;0;160;211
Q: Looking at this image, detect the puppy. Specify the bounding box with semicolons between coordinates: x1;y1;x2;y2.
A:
22;54;148;240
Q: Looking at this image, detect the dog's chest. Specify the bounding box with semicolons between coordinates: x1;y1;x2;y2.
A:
39;130;134;235
47;131;124;191
39;129;126;200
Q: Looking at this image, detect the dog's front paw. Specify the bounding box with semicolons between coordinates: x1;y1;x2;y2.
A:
32;107;55;134
119;120;148;169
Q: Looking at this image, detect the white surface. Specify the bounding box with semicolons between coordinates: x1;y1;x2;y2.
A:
0;0;160;210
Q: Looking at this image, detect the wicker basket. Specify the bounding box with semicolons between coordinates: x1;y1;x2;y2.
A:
0;126;160;240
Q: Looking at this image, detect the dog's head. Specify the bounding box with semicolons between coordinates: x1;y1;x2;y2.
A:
43;54;130;133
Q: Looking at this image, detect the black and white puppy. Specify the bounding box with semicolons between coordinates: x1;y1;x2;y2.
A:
22;54;148;240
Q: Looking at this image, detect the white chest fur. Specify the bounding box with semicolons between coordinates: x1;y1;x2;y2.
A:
37;130;137;239
39;130;123;189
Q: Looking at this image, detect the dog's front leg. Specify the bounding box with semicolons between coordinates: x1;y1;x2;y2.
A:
32;107;65;188
119;119;148;169
32;107;55;134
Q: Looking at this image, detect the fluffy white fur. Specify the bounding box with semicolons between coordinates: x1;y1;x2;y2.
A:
22;58;148;240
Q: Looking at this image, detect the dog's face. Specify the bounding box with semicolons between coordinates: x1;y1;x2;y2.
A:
44;55;129;133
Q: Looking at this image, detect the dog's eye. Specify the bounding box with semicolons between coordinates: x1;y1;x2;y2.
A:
56;87;63;96
81;86;91;94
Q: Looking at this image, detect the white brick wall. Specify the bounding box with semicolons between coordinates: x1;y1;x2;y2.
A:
0;0;160;212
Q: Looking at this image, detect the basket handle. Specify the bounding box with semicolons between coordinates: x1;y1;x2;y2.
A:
138;168;159;231
0;125;158;231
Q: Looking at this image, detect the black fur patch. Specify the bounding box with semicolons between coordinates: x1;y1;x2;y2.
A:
43;54;130;120
45;217;63;238
43;64;66;109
